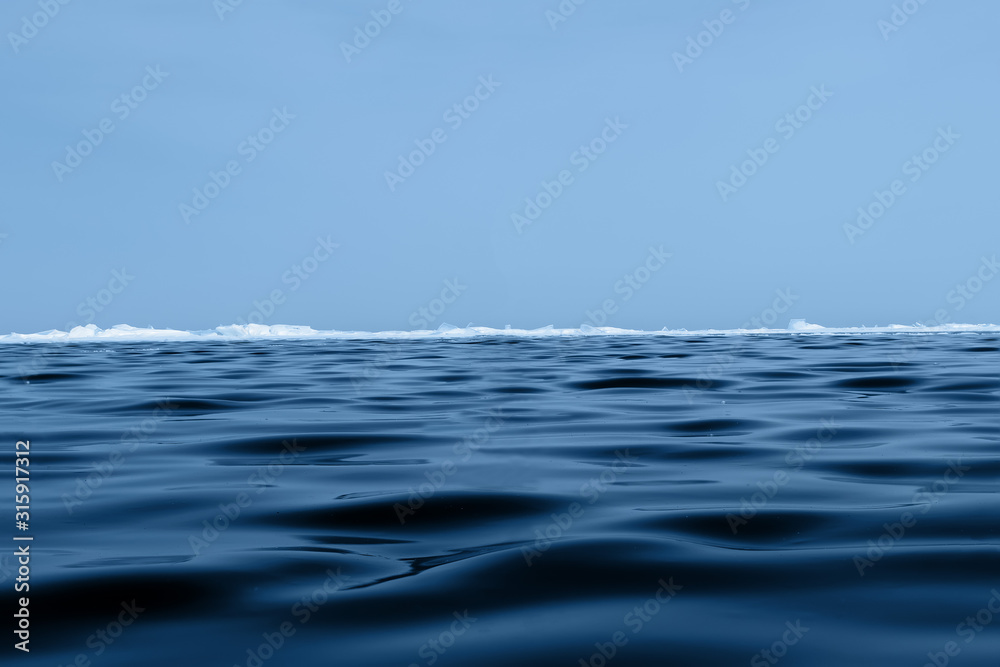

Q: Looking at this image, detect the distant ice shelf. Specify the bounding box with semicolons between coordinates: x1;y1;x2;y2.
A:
1;321;998;343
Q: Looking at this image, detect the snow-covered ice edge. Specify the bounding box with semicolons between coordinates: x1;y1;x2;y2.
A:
1;321;999;343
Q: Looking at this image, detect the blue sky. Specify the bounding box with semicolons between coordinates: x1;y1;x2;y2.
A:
2;0;998;332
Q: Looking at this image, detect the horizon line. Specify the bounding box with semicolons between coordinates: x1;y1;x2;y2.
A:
2;321;999;343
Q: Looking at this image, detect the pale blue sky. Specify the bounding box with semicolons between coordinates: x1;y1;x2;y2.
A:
2;0;998;332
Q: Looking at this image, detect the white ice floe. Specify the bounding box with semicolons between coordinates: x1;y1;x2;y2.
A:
1;320;998;343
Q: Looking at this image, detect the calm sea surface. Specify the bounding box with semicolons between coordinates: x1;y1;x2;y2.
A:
2;334;998;666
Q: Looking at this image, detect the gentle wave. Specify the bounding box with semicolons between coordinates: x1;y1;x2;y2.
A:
2;334;998;666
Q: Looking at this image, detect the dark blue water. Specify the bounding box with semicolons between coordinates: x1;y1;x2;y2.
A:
2;334;999;666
